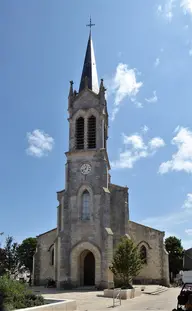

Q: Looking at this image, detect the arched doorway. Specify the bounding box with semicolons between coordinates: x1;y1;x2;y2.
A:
70;242;101;286
83;251;95;286
79;250;95;286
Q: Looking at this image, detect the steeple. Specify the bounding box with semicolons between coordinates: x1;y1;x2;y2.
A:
79;19;99;94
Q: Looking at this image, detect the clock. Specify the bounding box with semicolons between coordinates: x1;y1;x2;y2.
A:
80;163;92;175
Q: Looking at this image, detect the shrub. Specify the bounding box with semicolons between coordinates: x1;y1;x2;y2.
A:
0;275;44;310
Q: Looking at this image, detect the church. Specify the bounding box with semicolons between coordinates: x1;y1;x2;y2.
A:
32;26;169;289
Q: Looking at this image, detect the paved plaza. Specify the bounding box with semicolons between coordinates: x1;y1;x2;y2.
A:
33;286;180;311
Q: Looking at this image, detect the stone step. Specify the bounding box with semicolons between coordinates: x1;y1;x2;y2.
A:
143;286;168;295
151;288;168;295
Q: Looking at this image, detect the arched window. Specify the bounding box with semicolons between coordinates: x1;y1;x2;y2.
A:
76;117;84;149
51;248;54;266
140;245;147;264
88;116;96;149
82;190;90;220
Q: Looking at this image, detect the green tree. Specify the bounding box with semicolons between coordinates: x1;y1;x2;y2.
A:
17;238;37;278
0;247;6;276
3;236;19;277
0;232;6;276
165;236;184;282
110;237;143;288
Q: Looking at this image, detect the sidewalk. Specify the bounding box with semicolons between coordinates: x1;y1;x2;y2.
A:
32;286;174;311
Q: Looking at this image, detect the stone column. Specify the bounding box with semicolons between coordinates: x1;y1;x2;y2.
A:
32;246;40;286
54;241;57;283
100;228;114;289
56;234;71;288
162;245;170;286
56;237;61;288
32;253;35;286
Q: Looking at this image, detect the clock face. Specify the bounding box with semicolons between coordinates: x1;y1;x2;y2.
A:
80;163;92;175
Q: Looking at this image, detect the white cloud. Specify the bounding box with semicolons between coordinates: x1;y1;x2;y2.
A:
145;91;158;103
159;126;192;174
148;137;165;149
182;239;192;249
107;63;143;120
26;129;54;158
174;125;180;133
164;231;178;239
141;205;190;228
141;193;192;237
141;125;149;134
182;193;192;209
189;49;192;56
157;4;163;12
166;0;176;19
123;133;146;149
141;193;192;249
154;58;160;67
185;229;192;235
181;0;192;14
159;0;192;19
134;101;143;108
111;130;165;169
164;231;192;250
157;0;176;21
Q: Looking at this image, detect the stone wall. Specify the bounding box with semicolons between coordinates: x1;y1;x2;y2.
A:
33;228;57;285
57;187;113;288
109;183;129;248
128;220;166;285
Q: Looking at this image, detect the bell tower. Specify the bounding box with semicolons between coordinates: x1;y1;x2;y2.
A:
56;20;117;289
65;23;110;195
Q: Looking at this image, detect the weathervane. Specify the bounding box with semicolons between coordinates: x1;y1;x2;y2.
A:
86;17;95;31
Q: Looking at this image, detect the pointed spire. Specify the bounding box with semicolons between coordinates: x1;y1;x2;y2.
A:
68;80;74;97
79;20;99;94
99;78;107;105
99;79;105;93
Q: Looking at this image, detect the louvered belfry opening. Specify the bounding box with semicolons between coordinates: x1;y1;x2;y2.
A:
76;117;84;149
88;115;96;149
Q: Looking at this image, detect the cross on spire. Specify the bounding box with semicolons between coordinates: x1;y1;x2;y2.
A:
79;18;99;93
86;17;95;31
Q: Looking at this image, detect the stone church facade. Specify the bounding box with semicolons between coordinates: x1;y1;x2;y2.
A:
33;30;169;288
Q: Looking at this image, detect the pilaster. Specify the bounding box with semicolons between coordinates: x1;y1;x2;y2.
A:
100;228;114;289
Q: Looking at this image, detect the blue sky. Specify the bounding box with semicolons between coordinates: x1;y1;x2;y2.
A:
1;0;192;249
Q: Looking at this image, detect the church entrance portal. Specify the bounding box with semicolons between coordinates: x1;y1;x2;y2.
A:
80;250;95;286
84;251;95;285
